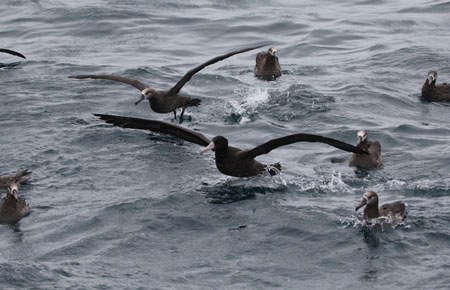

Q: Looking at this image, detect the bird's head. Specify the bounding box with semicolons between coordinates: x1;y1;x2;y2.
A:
356;130;368;146
135;88;156;105
355;191;379;211
427;71;437;85
268;47;278;56
7;183;19;201
200;136;229;154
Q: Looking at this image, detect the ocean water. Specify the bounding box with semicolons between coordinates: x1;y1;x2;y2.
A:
1;0;450;289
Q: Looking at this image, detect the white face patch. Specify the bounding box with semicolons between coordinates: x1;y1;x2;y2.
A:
9;184;18;192
269;47;277;55
357;130;366;138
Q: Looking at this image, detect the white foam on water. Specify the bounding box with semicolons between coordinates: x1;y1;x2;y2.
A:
340;214;406;230
224;87;270;123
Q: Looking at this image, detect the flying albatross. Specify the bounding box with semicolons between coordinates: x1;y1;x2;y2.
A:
0;48;26;59
70;45;265;123
0;170;31;223
94;114;368;177
355;191;406;221
421;71;450;101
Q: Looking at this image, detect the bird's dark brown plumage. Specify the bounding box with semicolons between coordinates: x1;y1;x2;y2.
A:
0;170;31;224
349;130;382;169
70;45;265;123
355;191;406;221
95;113;367;177
254;47;281;81
0;48;26;59
421;71;450;101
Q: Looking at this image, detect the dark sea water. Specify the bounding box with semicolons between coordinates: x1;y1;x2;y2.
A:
1;0;450;289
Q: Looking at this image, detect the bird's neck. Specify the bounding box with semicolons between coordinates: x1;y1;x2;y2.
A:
364;203;379;219
214;148;228;160
265;55;277;67
357;140;369;151
422;80;435;95
1;197;17;209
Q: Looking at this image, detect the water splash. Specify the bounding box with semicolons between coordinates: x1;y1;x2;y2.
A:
291;171;354;194
341;214;406;231
224;87;270;124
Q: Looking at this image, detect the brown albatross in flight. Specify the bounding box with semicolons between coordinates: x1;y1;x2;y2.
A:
355;191;406;221
0;48;26;59
94;114;368;177
421;71;450;101
254;47;281;80
0;170;31;223
348;130;382;169
70;45;265;123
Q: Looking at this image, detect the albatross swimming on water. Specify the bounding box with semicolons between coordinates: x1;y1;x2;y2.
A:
254;47;281;80
421;71;450;102
94;114;368;177
70;45;265;123
0;48;26;59
355;191;406;221
348;130;382;169
0;170;31;224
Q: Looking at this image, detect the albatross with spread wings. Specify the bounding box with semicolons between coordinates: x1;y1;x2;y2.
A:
70;45;265;123
94;114;368;177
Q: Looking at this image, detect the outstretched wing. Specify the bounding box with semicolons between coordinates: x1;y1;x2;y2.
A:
168;44;266;95
242;133;369;159
0;170;32;188
69;74;149;91
0;48;26;59
95;114;211;146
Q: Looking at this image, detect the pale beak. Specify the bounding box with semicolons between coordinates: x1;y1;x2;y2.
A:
135;95;145;105
12;189;18;200
427;75;434;85
355;198;367;211
200;142;215;154
356;136;363;146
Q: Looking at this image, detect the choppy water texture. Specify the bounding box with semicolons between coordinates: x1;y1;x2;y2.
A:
1;0;450;289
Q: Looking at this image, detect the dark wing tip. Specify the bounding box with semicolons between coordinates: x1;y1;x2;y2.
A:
0;49;26;59
68;75;87;79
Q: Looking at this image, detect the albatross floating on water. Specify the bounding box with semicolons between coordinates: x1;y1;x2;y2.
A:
94;114;368;177
0;170;31;224
70;45;265;123
355;191;406;221
254;47;281;80
348;130;382;169
421;71;450;102
0;48;26;59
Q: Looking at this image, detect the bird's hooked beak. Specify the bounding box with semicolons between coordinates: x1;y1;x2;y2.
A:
427;74;435;85
355;197;368;211
12;189;18;200
357;136;363;146
135;94;145;105
200;142;215;154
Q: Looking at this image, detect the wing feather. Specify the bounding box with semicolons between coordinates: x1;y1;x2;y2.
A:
0;48;26;59
168;45;266;95
242;133;369;159
69;74;149;91
94;114;210;146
